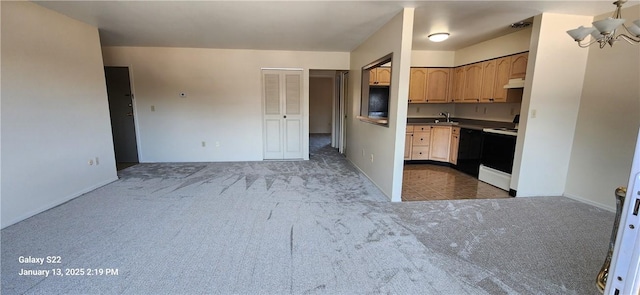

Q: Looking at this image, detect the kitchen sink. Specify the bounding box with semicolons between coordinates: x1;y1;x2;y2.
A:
433;121;459;125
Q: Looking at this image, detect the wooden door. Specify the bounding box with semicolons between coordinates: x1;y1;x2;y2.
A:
429;126;451;162
451;67;465;102
263;70;303;160
480;60;496;102
449;127;460;164
409;68;427;103
376;67;391;86
404;133;413;160
425;68;450;103
104;66;139;165
493;57;512;102
463;64;483;102
510;53;528;79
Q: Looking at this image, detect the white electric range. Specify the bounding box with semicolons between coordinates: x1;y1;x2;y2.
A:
479;127;517;192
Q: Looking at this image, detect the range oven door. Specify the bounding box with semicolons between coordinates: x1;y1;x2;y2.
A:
481;132;516;174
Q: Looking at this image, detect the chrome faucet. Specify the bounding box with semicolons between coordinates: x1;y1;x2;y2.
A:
439;112;451;122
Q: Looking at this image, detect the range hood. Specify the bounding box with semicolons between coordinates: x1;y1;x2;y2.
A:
504;78;525;89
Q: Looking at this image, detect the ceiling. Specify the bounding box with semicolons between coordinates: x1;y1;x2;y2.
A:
33;1;640;52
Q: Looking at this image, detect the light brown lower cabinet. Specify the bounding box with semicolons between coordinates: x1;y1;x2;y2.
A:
411;126;431;160
428;126;452;162
404;126;414;160
405;125;456;162
449;127;460;164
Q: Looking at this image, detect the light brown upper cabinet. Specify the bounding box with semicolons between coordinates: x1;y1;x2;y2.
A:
493;56;512;102
409;68;450;103
509;52;528;79
370;67;391;86
451;67;465;102
463;63;483;102
479;60;497;102
408;68;427;103
425;68;450;103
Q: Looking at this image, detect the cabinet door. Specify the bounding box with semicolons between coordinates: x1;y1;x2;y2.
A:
376;68;391;85
425;68;450;103
493;57;512;102
429;126;451;162
510;53;528;79
404;133;413;160
463;64;483;102
369;68;377;85
480;60;496;102
408;68;427;103
451;67;465;102
449;128;460;164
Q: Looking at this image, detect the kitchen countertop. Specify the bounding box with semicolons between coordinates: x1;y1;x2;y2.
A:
406;117;516;131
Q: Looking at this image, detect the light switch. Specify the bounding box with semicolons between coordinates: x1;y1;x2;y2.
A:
151;105;155;112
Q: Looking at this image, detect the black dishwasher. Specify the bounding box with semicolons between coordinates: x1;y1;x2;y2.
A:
456;128;483;177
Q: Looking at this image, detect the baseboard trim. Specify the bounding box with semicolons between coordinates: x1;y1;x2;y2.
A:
345;158;392;202
563;193;615;212
1;177;119;229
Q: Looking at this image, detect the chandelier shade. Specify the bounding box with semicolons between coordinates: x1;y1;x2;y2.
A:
566;0;640;48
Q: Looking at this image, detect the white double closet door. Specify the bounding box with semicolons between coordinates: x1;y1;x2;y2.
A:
262;69;303;160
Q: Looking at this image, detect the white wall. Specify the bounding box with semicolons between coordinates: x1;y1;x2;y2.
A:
102;47;349;162
411;50;455;67
454;103;521;122
455;27;532;66
1;2;117;228
511;13;591;197
564;5;640;210
347;8;414;202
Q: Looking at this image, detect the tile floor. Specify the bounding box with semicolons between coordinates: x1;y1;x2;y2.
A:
402;164;510;201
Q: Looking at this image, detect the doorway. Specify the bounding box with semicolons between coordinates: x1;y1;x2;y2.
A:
309;70;348;156
104;66;139;170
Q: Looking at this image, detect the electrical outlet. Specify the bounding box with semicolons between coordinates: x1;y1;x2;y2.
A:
95;157;100;165
510;108;515;115
531;109;537;118
475;106;479;113
416;107;420;113
370;154;374;163
215;141;220;147
202;141;206;147
483;107;487;114
151;105;155;112
88;159;94;166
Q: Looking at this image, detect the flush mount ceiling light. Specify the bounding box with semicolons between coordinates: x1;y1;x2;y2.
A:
566;0;640;48
428;32;450;42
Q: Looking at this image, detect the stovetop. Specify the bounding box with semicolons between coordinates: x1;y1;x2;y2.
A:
483;127;518;136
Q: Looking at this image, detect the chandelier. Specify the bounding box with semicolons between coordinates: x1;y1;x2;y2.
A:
566;0;640;48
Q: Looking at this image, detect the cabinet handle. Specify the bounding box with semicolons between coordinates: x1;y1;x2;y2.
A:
284;115;287;118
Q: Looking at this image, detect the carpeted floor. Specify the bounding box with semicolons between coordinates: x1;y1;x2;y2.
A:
1;134;613;294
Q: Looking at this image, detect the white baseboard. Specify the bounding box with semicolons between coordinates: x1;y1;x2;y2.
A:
563;193;615;212
345;158;393;202
2;177;119;229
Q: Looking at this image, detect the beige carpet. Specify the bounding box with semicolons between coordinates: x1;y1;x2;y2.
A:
1;134;613;294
